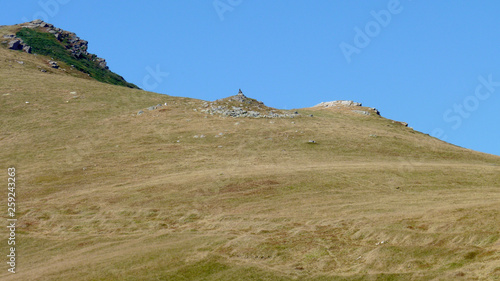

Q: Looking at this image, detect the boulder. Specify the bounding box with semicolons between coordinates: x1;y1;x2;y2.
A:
48;61;59;69
23;45;31;54
92;57;108;68
8;39;22;50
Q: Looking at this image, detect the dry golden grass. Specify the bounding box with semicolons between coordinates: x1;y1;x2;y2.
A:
1;40;500;280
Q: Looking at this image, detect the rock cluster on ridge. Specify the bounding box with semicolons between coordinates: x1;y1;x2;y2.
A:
1;20;138;88
313;100;380;116
2;20;108;69
200;90;300;118
315;100;362;107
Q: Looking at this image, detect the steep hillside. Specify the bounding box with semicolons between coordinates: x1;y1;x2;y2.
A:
1;24;500;280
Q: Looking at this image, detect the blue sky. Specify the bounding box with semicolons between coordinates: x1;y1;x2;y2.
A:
2;1;499;156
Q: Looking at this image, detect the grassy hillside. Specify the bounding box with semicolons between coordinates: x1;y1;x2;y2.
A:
1;40;500;280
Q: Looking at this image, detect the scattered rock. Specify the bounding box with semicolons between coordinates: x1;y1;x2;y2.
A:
142;103;166;112
23;45;31;53
370;107;380;115
352;110;370;115
392;121;408;127
315;100;362;107
48;60;59;69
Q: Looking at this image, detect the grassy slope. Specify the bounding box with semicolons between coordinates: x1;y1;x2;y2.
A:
1;45;500;281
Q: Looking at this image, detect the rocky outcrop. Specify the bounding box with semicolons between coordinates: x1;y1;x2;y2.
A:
7;39;22;50
314;100;380;116
315;100;362;107
200;91;300;118
14;20;108;69
392;121;408;127
5;38;31;53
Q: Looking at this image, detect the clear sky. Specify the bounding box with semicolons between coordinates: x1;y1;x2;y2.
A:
2;1;499;156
